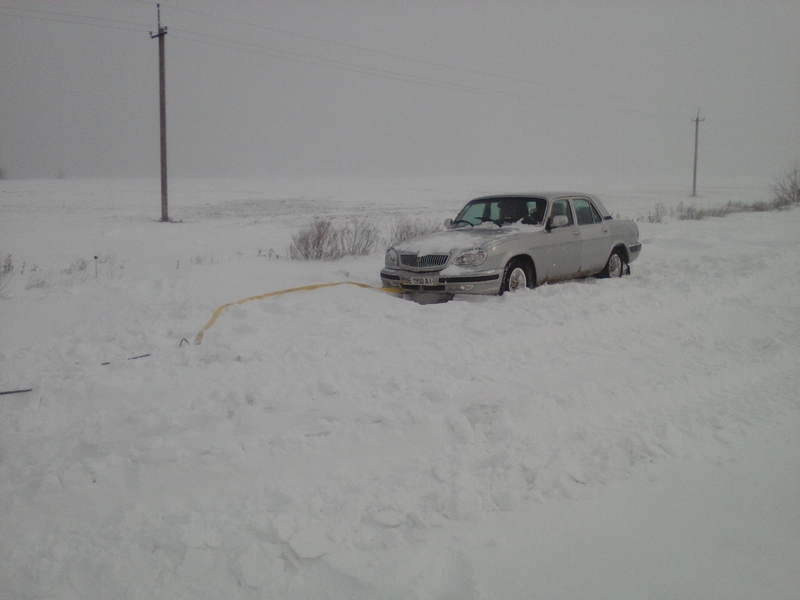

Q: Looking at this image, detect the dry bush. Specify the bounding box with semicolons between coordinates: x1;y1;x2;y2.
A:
772;166;800;208
674;202;730;220
674;201;751;220
674;166;800;220
26;275;49;290
0;254;13;294
288;220;337;260
61;258;88;275
389;216;444;244
340;218;381;257
288;218;380;260
639;202;666;223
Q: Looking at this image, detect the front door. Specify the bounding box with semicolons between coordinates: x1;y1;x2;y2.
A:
544;198;581;280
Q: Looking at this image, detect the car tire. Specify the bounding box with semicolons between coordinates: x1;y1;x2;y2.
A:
501;259;532;294
601;248;627;278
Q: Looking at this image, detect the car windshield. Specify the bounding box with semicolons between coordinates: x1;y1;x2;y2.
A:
452;197;547;227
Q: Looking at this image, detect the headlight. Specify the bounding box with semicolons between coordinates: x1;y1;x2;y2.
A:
454;248;487;266
385;248;398;267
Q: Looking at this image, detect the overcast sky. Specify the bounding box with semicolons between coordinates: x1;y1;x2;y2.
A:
1;1;798;183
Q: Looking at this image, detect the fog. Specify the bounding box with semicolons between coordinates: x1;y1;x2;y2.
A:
1;0;798;183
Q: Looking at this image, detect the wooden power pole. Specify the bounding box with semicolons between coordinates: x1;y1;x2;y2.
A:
691;108;704;197
151;4;169;222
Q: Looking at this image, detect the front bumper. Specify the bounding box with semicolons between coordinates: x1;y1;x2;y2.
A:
380;268;502;295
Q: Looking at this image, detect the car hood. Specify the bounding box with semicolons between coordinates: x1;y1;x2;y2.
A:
393;224;538;255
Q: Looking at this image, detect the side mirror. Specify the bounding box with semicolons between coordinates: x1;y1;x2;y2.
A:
444;218;453;228
549;215;569;229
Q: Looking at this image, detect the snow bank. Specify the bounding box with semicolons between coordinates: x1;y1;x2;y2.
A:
0;178;797;598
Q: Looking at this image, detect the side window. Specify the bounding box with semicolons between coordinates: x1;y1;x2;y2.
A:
550;199;574;225
525;199;547;224
573;197;602;226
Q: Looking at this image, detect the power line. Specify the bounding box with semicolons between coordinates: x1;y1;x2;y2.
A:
169;28;687;122
1;2;694;121
0;5;149;32
160;2;695;115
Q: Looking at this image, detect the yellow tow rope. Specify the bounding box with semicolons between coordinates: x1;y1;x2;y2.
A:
193;281;400;344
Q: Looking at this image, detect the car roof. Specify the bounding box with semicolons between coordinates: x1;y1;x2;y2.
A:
469;192;597;201
466;193;610;217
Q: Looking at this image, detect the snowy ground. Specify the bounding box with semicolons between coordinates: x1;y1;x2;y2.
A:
1;177;798;599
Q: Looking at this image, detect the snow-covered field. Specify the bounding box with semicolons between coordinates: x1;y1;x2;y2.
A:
1;177;798;599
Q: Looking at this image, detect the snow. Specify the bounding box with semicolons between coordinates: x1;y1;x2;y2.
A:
393;225;541;258
1;177;798;599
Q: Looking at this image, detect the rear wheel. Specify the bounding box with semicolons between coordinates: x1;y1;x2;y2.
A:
601;248;626;278
501;259;532;294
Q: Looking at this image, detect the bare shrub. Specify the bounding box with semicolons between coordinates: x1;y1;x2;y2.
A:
675;200;756;220
771;166;800;208
673;168;799;220
26;275;50;290
288;219;339;260
389;216;444;244
61;258;88;275
192;255;217;266
640;202;666;224
20;255;124;290
288;218;381;260
95;254;123;278
340;218;381;257
674;201;703;220
0;254;14;294
748;199;773;212
258;248;281;259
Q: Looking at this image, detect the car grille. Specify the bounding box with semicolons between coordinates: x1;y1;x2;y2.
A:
399;253;450;270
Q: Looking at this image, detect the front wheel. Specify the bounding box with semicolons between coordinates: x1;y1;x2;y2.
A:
501;260;532;294
601;248;627;278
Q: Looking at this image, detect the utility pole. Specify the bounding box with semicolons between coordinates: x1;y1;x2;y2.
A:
150;4;168;222
691;107;704;197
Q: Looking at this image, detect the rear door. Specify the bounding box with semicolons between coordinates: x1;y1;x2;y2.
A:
574;197;611;274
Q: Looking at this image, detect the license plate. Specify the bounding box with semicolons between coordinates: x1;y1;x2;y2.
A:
402;276;438;286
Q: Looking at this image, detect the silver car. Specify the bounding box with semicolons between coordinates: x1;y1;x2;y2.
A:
381;193;641;299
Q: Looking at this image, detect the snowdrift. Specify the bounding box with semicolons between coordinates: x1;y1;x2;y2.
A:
1;178;798;598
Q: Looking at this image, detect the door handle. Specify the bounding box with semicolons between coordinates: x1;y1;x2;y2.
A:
572;230;580;236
